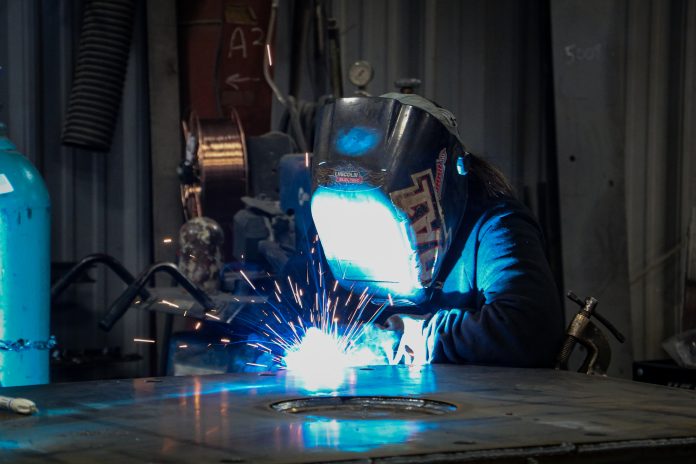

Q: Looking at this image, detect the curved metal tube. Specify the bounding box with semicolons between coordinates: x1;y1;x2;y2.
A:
51;253;151;303
263;0;308;152
99;262;217;332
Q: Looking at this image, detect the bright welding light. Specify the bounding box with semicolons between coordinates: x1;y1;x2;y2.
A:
282;326;401;390
283;328;348;390
284;328;348;371
311;186;424;300
393;316;429;365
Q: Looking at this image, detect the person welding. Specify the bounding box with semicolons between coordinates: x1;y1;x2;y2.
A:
309;93;564;367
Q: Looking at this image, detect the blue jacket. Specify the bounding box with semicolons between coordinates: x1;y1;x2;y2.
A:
423;179;564;367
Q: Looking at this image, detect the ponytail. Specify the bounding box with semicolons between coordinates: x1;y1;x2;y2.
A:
468;154;514;199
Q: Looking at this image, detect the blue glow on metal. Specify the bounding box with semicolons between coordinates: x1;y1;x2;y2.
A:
301;418;439;452
335;127;380;156
0;441;20;450
311;185;424;300
41;380;274;417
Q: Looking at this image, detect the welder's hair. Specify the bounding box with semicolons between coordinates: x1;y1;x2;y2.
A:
468;154;515;199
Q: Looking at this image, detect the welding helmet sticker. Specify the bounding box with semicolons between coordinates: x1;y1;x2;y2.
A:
315;162;385;192
311;96;468;305
390;169;447;285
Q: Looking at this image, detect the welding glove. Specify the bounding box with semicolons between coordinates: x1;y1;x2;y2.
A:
378;314;431;365
423;309;468;363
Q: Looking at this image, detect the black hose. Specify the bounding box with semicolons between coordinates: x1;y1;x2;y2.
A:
61;0;136;151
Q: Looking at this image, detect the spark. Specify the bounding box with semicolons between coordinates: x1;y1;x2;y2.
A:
134;338;155;344
240;270;256;290
205;312;221;320
160;299;179;308
178;344;188;349
266;44;273;66
247;362;268;368
195;322;202;330
162;237;173;244
220;338;230;344
305;152;310;168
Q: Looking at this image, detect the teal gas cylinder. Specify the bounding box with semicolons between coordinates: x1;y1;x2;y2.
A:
0;123;51;386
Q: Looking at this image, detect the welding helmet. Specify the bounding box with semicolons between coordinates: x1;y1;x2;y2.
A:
310;94;469;305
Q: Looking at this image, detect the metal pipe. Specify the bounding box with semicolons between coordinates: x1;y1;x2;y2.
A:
99;262;217;332
263;0;309;152
51;253;151;303
327;18;343;98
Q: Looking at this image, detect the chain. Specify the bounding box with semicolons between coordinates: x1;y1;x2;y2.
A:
0;336;56;352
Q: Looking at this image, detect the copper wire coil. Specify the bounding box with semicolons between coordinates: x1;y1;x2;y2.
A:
181;110;248;259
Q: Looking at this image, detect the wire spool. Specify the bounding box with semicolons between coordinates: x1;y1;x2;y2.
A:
181;110;248;260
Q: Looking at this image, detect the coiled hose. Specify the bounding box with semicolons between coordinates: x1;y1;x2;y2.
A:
62;0;136;152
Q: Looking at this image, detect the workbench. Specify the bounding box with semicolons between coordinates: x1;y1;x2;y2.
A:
1;365;695;463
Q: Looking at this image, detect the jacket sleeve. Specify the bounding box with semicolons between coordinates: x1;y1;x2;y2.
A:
424;208;564;367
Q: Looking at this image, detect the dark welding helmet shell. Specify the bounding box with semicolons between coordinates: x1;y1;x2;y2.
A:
311;96;468;305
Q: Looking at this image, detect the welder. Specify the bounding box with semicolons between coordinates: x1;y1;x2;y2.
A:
310;93;564;367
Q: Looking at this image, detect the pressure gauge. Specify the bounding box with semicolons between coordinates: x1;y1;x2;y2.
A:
348;61;374;88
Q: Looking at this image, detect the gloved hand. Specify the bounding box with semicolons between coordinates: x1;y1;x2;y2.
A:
377;313;430;365
423;309;467;363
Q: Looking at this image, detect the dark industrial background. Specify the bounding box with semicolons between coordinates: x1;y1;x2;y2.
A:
0;0;694;380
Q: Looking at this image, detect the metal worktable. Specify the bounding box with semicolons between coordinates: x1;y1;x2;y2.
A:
1;365;695;463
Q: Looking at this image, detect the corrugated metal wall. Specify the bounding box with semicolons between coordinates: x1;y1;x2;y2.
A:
624;0;696;360
273;0;559;238
550;0;634;376
1;0;152;377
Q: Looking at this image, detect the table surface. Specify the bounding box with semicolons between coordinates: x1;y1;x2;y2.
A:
1;365;695;463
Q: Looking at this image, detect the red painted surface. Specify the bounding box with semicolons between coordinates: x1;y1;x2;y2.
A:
178;0;273;135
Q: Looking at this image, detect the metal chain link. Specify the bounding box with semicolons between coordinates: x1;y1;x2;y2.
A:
0;336;57;352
